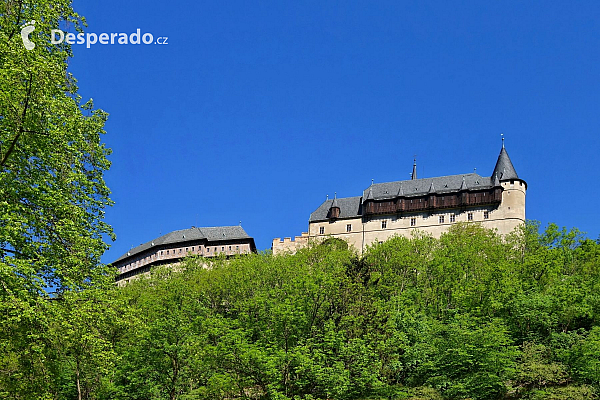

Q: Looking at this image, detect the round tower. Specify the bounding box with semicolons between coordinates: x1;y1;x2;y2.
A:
491;141;526;234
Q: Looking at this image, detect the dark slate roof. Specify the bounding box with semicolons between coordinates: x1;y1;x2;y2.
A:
309;196;362;222
362;173;495;202
200;226;251;241
310;145;524;222
331;195;339;209
492;146;519;180
114;226;252;263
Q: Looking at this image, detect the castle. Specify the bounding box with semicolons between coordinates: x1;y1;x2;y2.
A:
113;226;256;284
272;142;526;254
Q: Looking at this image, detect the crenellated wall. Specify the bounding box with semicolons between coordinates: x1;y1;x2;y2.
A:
271;232;310;254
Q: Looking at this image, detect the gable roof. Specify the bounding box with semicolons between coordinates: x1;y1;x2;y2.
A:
113;226;252;263
309;196;362;222
309;144;524;223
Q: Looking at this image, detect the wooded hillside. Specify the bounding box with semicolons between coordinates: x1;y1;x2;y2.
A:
2;222;600;400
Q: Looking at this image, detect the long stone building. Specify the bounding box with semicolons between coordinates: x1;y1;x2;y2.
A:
113;225;256;283
273;143;526;254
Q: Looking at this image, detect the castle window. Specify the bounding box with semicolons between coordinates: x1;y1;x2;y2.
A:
186;248;188;252
229;246;231;251
484;211;489;219
410;217;416;226
319;226;324;234
221;247;224;251
468;212;473;221
192;247;194;251
439;215;445;223
179;248;182;253
382;220;387;229
450;214;456;223
346;224;352;232
167;250;169;255
160;251;163;255
236;245;239;251
207;248;210;252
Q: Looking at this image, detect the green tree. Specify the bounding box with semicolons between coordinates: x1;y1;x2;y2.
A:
1;2;114;398
47;289;125;400
113;267;210;400
0;1;114;296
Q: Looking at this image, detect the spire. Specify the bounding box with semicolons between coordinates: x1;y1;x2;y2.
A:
331;192;339;208
328;192;341;219
492;142;519;181
411;157;417;180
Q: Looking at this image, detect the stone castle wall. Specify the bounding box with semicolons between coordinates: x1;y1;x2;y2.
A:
273;179;526;255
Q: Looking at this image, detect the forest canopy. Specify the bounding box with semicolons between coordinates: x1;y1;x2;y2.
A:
2;222;600;400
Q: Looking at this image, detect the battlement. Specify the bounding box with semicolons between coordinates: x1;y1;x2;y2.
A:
272;232;310;254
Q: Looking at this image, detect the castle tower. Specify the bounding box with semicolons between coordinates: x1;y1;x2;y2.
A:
273;142;527;255
491;141;527;234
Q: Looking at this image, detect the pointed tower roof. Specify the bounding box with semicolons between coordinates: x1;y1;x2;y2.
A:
331;192;339;208
492;144;519;181
411;158;417;180
327;192;341;219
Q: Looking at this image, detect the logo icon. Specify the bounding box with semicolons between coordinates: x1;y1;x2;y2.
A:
21;20;35;50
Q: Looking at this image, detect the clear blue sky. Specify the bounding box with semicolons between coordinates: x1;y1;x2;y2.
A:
64;1;600;262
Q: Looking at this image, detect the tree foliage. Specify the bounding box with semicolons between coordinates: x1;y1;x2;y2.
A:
1;2;114;398
4;222;600;400
0;0;114;299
